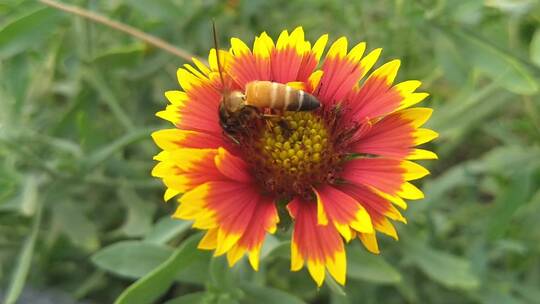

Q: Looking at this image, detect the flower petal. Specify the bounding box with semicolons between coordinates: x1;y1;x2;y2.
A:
341;158;428;200
358;232;380;254
152;129;224;150
297;34;328;82
229;36;271;87
271;27;306;83
336;183;406;252
152;148;222;196
314;185;373;241
352;108;437;159
171;67;224;135
176;181;275;259
347;60;429;121
317;38;379;105
227;196;278;270
214;147;252;183
287;198;346;286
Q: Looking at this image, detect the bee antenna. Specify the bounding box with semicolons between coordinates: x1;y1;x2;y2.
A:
212;19;226;90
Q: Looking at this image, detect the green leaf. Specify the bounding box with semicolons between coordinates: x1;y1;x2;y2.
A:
91;241;173;279
209;256;236;291
19;174;40;216
531;28;540;67
91;44;144;69
487;170;534;239
452;30;538;95
174;250;211;285
485;0;536;15
347;243;401;284
240;283;305;304
0;8;62;58
433;31;470;85
325;275;346;296
82;69;135;131
124;0;179;20
262;240;290;260
259;235;281;260
0;164;18;205
163;292;209;304
474;145;540;175
144;216;191;245
52;201;99;251
405;239;479;290
114;234;204;304
429;82;507;142
117;187;156;237
82;127;154;171
3;202;42;304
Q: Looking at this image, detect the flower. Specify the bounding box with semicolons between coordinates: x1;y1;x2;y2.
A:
152;27;437;286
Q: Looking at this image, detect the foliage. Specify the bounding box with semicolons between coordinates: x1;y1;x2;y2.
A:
1;0;540;303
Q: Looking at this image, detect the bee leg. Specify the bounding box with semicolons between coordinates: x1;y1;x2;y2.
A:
223;131;240;145
278;119;292;138
261;113;280;130
265;119;275;129
261;113;280;119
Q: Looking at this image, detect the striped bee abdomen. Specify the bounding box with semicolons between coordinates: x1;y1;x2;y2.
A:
244;81;320;111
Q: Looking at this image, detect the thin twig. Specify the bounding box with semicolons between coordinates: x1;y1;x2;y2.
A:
39;0;198;62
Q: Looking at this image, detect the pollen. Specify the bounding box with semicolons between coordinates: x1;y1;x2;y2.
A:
248;112;342;199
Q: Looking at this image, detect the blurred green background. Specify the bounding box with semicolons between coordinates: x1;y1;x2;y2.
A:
1;0;540;303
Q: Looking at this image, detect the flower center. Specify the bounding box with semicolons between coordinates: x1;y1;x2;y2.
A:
244;112;343;199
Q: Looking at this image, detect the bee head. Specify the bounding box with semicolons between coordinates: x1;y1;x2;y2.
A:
222;90;246;113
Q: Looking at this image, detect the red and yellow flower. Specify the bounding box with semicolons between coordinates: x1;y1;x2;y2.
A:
152;27;437;286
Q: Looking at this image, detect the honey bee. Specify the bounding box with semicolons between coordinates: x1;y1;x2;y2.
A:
212;22;321;143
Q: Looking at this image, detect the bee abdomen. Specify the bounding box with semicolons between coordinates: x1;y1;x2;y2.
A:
245;81;320;111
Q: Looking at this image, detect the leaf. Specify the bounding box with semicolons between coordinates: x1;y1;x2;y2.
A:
452;30;538;95
0;164;18;205
405;239;479;290
82;127;154;171
262;240;290;260
347;243;401;284
163;292;209;304
486;0;536;15
474;145;540;175
114;234;204;304
91;44;144;69
259;235;281;260
487;170;534;239
91;241;173;279
0;7;62;58
174;253;211;285
3;202;42;304
429;82;508;142
209;256;236;291
117;187;156;237
433;31;470;85
421;145;540;208
124;0;179;20
240;283;306;304
82;69;135;131
144;216;191;245
531;28;540;67
19;174;40;216
51;201;99;251
325;275;346;296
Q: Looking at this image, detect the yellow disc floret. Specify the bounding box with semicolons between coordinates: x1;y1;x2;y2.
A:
260;112;329;173
249;112;341;198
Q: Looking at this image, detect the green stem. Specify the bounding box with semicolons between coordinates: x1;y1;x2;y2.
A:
3;201;43;304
